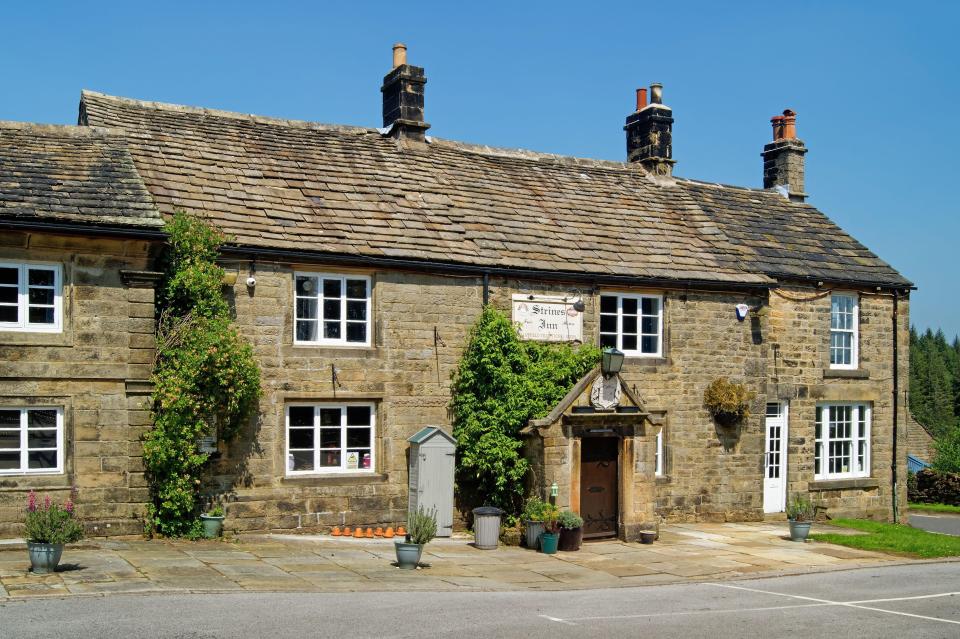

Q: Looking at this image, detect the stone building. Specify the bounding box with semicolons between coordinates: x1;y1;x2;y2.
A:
1;46;913;539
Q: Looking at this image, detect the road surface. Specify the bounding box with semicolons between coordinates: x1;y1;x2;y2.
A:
910;511;960;536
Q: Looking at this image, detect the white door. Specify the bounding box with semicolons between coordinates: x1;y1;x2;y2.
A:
763;402;788;513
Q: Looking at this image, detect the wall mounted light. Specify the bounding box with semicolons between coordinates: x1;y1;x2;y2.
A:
550;482;559;498
601;347;624;378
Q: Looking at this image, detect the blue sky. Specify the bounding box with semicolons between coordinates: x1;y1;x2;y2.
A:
3;1;957;338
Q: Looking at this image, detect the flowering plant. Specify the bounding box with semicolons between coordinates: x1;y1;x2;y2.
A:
24;491;84;545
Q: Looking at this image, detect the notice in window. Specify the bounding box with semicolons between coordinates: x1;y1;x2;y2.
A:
512;295;583;343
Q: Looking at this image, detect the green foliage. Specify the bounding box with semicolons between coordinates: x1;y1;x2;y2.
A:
786;493;817;522
932;425;960;473
144;211;261;538
909;501;960;514
811;518;960;558
540;503;561;534
557;510;584;530
24;492;84;545
703;377;754;425
207;506;225;518
408;506;438;545
521;497;551;522
451;306;600;516
909;327;960;471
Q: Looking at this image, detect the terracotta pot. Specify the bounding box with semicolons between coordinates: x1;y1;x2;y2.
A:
558;526;583;551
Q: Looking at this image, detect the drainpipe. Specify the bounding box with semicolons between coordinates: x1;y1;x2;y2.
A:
891;291;900;524
482;272;490;306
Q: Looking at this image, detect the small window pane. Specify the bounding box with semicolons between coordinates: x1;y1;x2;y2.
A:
291;450;314;471
28;410;57;429
346;300;366;321
323;279;342;298
28;450;57;469
641;297;659;315
28;288;54;305
320;429;341;449
347;428;371;448
27;430;56;449
0;306;17;322
320;450;341;467
0;411;19;428
622;335;638;351
622;297;638;315
599;315;617;333
622;315;638;334
641;335;658;353
599;333;617;348
28;269;54;287
346;279;367;299
288;429;314;449
0;452;18;469
319;408;340;427
346;405;371;426
641;316;658;334
0;268;17;285
324;321;341;339
0;430;19;449
599;296;617;313
296;298;317;320
346;322;366;343
28;308;54;324
289;407;315;427
0;288;16;304
296;320;318;342
296;276;317;296
323;299;341;320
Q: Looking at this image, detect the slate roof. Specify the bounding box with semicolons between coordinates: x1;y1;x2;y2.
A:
0;122;162;228
78;91;910;287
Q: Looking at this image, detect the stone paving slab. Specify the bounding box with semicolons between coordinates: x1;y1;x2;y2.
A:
0;522;919;599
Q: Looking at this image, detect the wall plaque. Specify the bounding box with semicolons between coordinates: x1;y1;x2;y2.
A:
512;294;583;342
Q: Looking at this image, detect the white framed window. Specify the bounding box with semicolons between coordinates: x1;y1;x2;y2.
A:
285;403;375;475
815;403;870;480
0;407;64;475
0;262;62;333
655;427;664;477
294;273;370;346
830;293;858;369
599;293;662;357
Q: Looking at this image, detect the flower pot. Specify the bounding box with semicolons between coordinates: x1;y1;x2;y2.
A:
558;526;583;552
639;530;657;545
394;541;423;569
200;514;225;539
28;542;64;574
539;531;560;555
788;520;812;542
524;520;545;550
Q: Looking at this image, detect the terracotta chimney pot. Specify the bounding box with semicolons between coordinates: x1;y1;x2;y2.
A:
781;109;797;140
771;115;785;141
636;88;648;111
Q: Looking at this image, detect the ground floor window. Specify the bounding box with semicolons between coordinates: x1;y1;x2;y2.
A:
655;427;664;476
0;407;63;474
815;403;870;479
285;403;375;475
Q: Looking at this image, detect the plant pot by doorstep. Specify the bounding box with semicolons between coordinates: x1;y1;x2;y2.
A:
639;530;656;545
28;542;64;574
200;514;225;539
788;520;812;542
558;526;583;551
539;531;560;555
524;520;545;550
395;541;423;569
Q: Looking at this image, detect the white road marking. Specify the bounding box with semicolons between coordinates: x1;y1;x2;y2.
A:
539;615;577;626
845;592;960;604
545;602;827;623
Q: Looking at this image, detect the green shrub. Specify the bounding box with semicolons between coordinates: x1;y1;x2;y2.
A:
786;493;817;522
558;510;584;530
451;306;599;517
144;211;261;538
408;506;438;545
521;497;550;522
24;492;84;545
933;427;960;474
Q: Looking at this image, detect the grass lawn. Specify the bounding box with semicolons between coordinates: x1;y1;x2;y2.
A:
909;502;960;514
811;518;960;558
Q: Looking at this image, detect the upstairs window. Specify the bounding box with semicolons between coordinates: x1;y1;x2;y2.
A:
294;273;370;346
0;263;62;332
0;407;63;475
599;293;662;357
830;293;858;369
815;403;870;480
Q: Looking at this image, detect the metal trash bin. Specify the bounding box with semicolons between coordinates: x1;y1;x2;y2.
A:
472;506;504;550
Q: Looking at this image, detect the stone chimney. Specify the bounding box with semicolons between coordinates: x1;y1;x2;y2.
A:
624;83;675;176
762;109;807;202
380;43;430;141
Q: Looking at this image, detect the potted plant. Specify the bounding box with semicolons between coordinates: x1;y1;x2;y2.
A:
395;506;437;570
557;510;584;552
199;505;225;539
786;493;817;541
538;504;561;555
24;491;84;574
521;497;548;550
703;377;754;426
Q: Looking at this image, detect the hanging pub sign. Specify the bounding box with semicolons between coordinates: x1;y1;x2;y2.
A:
512;294;583;342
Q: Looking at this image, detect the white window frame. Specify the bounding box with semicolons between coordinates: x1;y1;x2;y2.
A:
655;427;664;477
0;262;63;333
815;402;870;480
829;293;858;370
599;292;663;357
285;403;376;476
0;406;64;475
293;272;371;347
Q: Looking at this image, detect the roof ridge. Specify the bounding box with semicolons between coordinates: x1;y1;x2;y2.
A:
0;120;116;136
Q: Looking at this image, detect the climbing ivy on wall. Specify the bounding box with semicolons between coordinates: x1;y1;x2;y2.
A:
144;212;261;537
451;306;599;516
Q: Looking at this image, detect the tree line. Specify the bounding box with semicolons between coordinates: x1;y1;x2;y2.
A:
910;327;960;472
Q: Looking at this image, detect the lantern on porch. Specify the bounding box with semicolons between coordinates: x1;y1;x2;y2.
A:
601;347;624;378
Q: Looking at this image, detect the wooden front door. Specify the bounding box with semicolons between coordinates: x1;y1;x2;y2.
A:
580;437;619;538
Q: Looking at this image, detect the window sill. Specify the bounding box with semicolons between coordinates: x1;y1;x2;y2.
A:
655;475;671;485
282;472;388;486
823;368;870;379
287;345;378;358
625;356;668;367
809;477;879;491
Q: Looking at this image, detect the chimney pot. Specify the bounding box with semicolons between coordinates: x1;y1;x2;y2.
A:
636;88;647;111
650;83;663;104
771;115;785;141
392;43;407;68
781;109;797;140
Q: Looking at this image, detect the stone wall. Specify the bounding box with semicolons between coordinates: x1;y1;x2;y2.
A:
0;231;159;537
